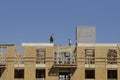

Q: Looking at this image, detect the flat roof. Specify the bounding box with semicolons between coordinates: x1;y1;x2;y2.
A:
78;43;120;47
22;43;54;46
0;44;15;46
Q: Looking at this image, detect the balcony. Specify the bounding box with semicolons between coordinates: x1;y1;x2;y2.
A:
53;57;77;68
53;45;77;68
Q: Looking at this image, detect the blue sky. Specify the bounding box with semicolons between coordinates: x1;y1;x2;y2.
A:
0;0;120;45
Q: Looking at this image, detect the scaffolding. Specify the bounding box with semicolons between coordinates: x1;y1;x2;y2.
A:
53;45;77;68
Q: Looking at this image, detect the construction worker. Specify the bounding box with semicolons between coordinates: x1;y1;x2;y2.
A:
50;34;54;43
68;39;72;46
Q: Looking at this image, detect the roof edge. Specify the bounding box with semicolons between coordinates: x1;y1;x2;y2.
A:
78;43;120;47
22;43;54;46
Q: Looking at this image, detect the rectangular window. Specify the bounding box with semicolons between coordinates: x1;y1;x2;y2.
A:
0;68;5;78
85;49;95;64
14;69;24;78
0;68;2;78
108;70;117;79
36;69;45;78
59;72;71;80
85;70;95;79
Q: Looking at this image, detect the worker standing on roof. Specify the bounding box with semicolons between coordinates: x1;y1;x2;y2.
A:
68;39;72;46
50;34;54;43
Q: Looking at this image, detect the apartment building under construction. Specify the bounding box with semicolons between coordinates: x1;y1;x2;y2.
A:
0;26;120;80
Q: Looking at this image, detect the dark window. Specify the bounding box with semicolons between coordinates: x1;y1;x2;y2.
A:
14;69;24;78
0;68;5;78
0;68;2;77
85;70;95;79
36;69;45;78
59;72;71;80
108;70;117;79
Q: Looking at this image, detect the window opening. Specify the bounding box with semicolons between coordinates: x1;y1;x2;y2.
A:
85;70;95;79
14;69;24;78
59;72;71;80
36;69;45;79
107;70;117;79
0;68;2;78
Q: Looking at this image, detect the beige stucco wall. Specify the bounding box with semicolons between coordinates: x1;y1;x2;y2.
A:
0;43;120;80
1;46;15;80
95;46;107;80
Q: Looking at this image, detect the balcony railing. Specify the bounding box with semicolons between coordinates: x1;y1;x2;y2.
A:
53;57;77;67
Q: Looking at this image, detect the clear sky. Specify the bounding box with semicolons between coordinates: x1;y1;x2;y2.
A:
0;0;120;45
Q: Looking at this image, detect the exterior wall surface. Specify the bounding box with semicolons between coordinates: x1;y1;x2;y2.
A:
0;43;120;80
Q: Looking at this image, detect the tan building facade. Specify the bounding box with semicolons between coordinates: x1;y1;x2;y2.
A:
0;43;120;80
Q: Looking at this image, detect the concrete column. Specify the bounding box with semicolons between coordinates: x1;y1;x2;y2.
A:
95;47;107;80
24;47;35;80
5;46;15;80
